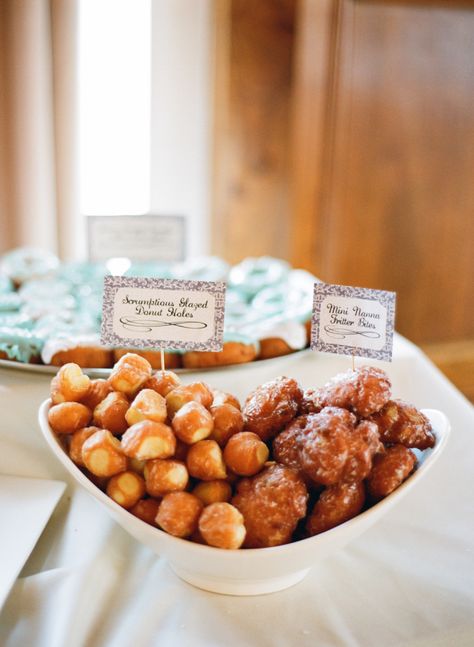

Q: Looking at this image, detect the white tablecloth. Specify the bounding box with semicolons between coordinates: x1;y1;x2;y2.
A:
0;335;473;647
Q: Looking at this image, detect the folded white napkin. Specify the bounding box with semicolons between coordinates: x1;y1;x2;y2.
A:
0;474;65;609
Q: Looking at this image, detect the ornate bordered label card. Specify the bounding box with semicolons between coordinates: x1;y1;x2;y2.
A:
101;276;226;351
88;215;186;263
311;283;396;361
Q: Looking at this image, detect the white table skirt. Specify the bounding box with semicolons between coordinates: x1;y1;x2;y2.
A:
0;335;473;647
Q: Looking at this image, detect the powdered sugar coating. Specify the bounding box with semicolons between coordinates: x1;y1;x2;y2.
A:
243;376;303;441
312;366;392;417
342;420;383;482
274;407;363;486
306;481;365;536
366;444;416;500
232;464;308;548
370;399;435;449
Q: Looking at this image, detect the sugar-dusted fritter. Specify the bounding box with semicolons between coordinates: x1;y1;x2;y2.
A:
370;399;435;449
273;407;354;486
366;444;417;500
243;376;303;441
232;464;308;548
342;420;383;482
306;481;365;536
308;366;392;417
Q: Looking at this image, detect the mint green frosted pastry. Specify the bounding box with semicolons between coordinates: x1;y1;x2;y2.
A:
0;293;22;312
125;262;172;279
58;261;109;286
0;247;59;286
0;327;44;362
171;256;230;282
19;278;72;301
0;274;13;294
251;269;316;323
228;256;290;299
0;313;33;329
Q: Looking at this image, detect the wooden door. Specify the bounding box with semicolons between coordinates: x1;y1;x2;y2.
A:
290;0;474;345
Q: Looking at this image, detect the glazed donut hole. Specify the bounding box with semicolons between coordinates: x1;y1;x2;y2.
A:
93;391;129;435
144;370;181;398
129;498;161;526
144;459;189;497
48;402;92;434
81;429;127;477
174;439;189;462
80;379;113;411
108;352;152;396
223;432;269;476
165;385;197;417
155;492;204;538
121;420;176;461
193;480;232;506
210;403;244;447
106;470;146;509
50;363;91;404
125;389;167;426
198;502;246;550
187;382;213;409
69;426;102;466
128;457;146;475
165;381;213;417
212;390;241;411
172;401;214;444
186;440;227;481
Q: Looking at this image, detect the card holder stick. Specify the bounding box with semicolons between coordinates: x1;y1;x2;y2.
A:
160;348;165;374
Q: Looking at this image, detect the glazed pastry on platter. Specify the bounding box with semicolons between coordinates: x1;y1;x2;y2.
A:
42;334;114;368
0;248;322;369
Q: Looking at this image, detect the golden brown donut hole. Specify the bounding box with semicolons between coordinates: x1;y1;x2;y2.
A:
143;370;181;398
48;402;92;434
223;431;269;476
106;470;146;509
192;480;232;506
108;352;152;396
172;401;214;444
210;403;244;447
144;459;189;497
155;492;204;538
125;388;167;426
198;502;246;549
50;363;91;404
121;420;176;461
186;440;227;481
93;391;129;435
81;429;127;477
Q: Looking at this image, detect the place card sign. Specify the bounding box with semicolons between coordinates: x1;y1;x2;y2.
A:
87;215;186;263
101;276;226;352
311;283;396;361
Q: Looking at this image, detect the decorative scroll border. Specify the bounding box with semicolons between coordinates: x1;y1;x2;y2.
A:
101;276;226;352
311;283;396;362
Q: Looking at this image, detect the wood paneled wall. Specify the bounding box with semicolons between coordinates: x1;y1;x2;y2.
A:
212;0;474;347
212;0;297;263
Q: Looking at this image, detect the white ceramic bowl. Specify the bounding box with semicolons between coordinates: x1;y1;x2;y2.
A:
38;401;450;596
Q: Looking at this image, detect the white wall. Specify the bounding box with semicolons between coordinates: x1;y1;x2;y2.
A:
79;0;213;258
150;0;213;257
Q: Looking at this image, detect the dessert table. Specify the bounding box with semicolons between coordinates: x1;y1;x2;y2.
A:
0;334;473;647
